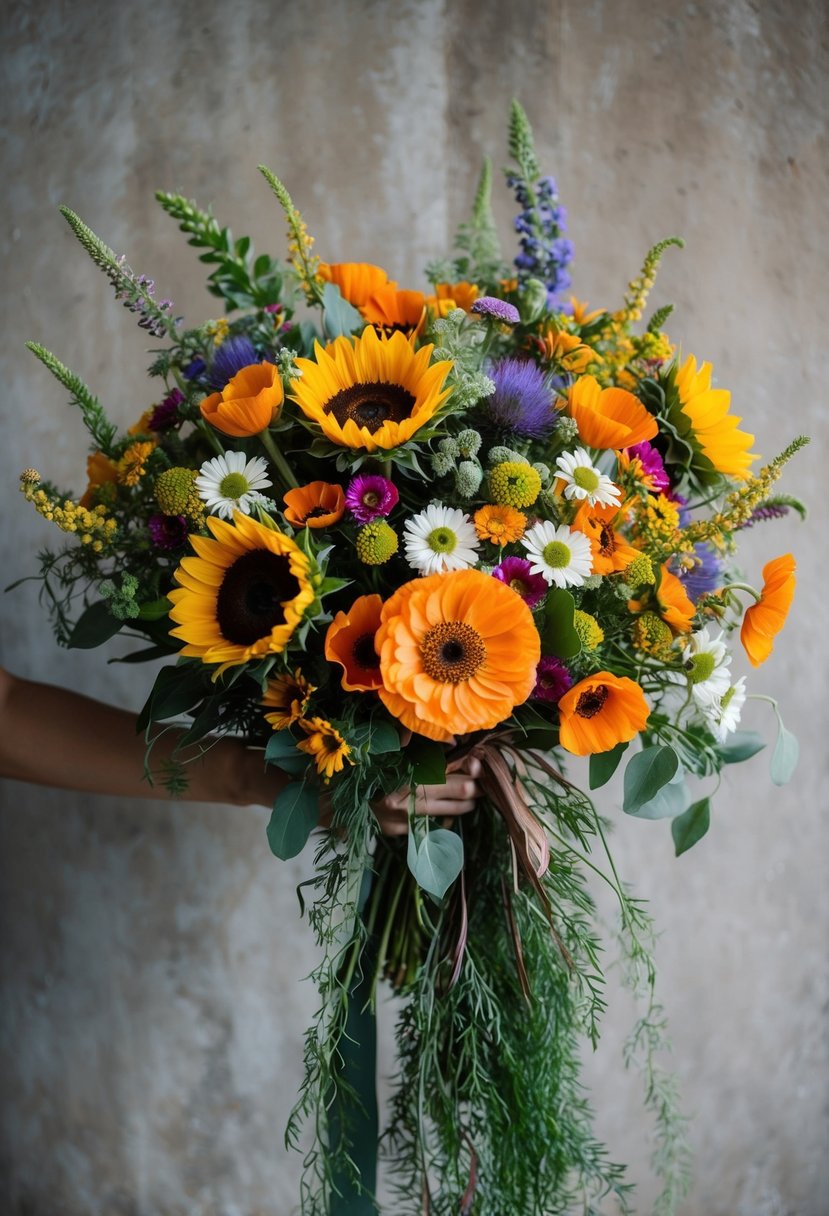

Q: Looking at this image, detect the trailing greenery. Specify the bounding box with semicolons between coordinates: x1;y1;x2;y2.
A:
25;342;118;456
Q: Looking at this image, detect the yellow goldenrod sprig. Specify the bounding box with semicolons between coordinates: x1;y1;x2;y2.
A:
20;471;117;552
258;166;322;304
614;236;685;328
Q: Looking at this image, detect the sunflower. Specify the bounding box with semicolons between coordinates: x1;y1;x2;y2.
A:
740;554;796;667
376;568;540;742
296;717;353;781
262;669;315;730
558;672;650;755
325;594;384;691
572;500;640;575
672;355;756;481
283;481;346;529
168;511;314;666
628;563;696;635
291;327;453;452
565;374;658;450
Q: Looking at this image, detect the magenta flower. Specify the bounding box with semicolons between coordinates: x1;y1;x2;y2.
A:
148;513;188;550
626;441;670;493
345;474;399;523
532;656;573;703
148;388;185;431
492;556;548;609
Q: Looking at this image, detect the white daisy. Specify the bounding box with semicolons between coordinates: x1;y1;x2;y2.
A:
555;447;621;508
403;504;480;575
680;627;732;707
522;520;593;589
195;451;272;520
705;676;747;742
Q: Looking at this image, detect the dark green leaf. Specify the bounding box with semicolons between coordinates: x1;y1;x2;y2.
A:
671;797;711;856
179;697;223;746
108;644;175;665
67;601;122;649
623;745;680;814
137;597;172;621
406;737;447;786
540;589;581;659
408;827;464;900
136;663;207;731
264;730;307;777
627;771;689;820
589;741;628;790
718;731;766;764
266;782;319;860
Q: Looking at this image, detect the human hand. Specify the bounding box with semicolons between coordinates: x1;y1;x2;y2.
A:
372;753;482;837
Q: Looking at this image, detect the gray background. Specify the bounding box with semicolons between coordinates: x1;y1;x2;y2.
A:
1;1;827;1213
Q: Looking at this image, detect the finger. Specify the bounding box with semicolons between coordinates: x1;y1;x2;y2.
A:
446;753;481;778
415;797;477;817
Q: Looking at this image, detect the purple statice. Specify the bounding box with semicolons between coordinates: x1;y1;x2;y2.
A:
481;357;556;440
532;655;573;704
148;387;185;431
209;335;260;389
677;543;723;602
345;474;399;524
507;172;573;310
492;556;548;609
148;513;188;551
740;503;791;528
470;296;520;325
626;441;670;493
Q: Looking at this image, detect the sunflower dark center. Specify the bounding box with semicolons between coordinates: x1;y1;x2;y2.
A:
420;620;486;685
352;631;379;670
325;381;416;434
575;685;609;719
216;549;301;646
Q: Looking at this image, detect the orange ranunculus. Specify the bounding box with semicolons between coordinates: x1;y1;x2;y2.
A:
572;500;639;575
473;504;527;545
361;286;426;331
283;481;346;530
318;262;396;309
80;450;119;508
200;362;284;438
740;554;796;667
566;374;658;450
325;594;384;691
558;672;650;756
377;568;540;742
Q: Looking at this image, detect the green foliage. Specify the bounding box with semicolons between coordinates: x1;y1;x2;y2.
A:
66;599;122;648
589;740;628;790
540;588;582;659
406;822;464;901
622;745;680;814
647;303;675;333
718;730;765;764
671;797;711;856
321;281;364;339
771;714;799;786
26;342;118;456
451;156;505;286
507;98;540;182
267;781;320;860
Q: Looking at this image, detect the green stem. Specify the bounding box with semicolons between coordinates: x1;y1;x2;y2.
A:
198;420;226;456
258;427;299;490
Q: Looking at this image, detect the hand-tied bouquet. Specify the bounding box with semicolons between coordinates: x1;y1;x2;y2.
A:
18;102;806;1214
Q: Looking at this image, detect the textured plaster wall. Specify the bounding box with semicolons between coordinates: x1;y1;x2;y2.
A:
1;1;827;1213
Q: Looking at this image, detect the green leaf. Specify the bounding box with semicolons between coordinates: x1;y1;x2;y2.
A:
266;781;319;860
366;721;400;755
264;730;307;777
408;827;464;900
589;741;628;790
137;597;172;621
406;737;447;786
136;663;207;731
771;721;799;786
671;797;711;856
540;589;581;659
108;644;175;664
718;731;766;764
322;282;363;338
179;697;223;747
623;745;680;814
67;601;122;649
628;769;689;820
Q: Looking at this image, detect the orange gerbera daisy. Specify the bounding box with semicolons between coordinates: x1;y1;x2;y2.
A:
629;563;696;635
569;297;604;326
325;594;384;691
80;451;119;508
674;355;756;481
565;374;658;450
572;500;639;575
362;286;426;331
262;669;315;730
376;568;540;742
283;481;346;529
296;717;352;781
473;504;527;545
200;362;284;438
740;554;796;667
558;672;650;756
318;262;395;309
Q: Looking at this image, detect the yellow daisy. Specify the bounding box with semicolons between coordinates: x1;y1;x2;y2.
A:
290;326;453;452
296;717;352;781
674;355;756;481
168;511;314;667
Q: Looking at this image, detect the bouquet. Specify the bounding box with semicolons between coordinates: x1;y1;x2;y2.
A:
17;101;806;1214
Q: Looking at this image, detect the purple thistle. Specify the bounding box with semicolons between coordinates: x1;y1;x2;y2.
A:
532;655;573;704
677;543;723;602
492;556;548;609
148;513;189;551
470;296;520;325
345;474;399;523
148;388;185;431
626;441;670;493
481;357;556;439
209;335;261;389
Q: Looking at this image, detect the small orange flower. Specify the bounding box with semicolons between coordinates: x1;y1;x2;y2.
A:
566;374;658;450
362;286;426;331
427;281;480;315
80;451;118;508
558;672;650;756
740;554;796;667
473;504;527;545
296;717;353;781
572;500;639;575
117;441;155;487
283;481;345;529
200;362;284;438
537;325;599;374
318;262;395;309
262;669;315;730
569;297;604;326
629;564;695;635
325;594;384;691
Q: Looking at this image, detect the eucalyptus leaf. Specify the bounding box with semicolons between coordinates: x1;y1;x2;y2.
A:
671;797;711;856
623;745;680;814
265;730;308;777
322;281;364;338
266;781;319;860
718;731;766;764
589;741;628;790
67;600;122;649
627;771;690;820
770;721;799;786
409;828;464;900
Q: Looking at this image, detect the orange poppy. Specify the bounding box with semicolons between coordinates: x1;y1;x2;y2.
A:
325;594;384;691
572;500;639;574
740;554;796;667
629;563;695;635
283;481;346;529
558;672;650;755
200;362;284;438
565;374;658;450
361;285;426;331
80;451;119;508
318;262;395;309
376;568;540;742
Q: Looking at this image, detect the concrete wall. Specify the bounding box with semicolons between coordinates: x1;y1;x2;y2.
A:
1;1;826;1212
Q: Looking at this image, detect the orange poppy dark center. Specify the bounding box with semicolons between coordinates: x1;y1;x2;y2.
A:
352;631;379;670
303;505;331;520
216;550;300;645
325;381;416;433
575;685;609;718
420;620;486;684
598;524;616;556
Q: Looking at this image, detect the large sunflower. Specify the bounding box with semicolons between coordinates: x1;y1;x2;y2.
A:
168;511;314;666
291;327;453;452
671;355;756;481
376;568;540;742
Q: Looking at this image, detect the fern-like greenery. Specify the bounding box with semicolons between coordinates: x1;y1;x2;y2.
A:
25;342;118;455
